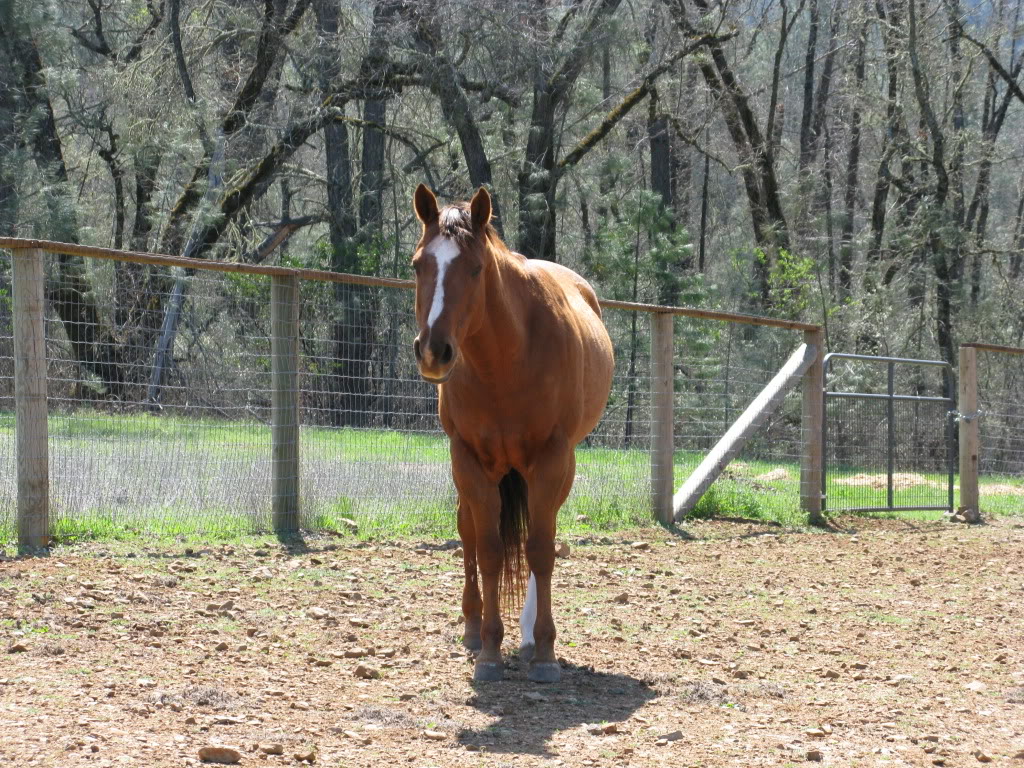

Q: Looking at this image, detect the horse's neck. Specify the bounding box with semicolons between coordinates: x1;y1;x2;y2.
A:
461;246;527;377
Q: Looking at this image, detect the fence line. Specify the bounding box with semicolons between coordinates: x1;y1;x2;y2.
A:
959;342;1024;522
0;238;830;549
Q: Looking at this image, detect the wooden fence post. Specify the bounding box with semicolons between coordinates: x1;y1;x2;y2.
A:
650;312;675;525
958;344;980;520
271;274;300;533
13;248;49;550
800;328;825;526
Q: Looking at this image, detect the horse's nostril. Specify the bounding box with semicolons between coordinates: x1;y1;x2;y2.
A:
413;338;422;361
440;343;454;365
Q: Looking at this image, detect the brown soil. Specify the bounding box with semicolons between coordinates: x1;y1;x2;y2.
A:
2;517;1023;767
982;484;1024;497
835;472;940;490
755;468;791;483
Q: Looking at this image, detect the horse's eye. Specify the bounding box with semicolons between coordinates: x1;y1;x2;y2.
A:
470;264;482;277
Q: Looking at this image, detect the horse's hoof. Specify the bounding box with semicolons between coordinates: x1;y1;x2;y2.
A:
473;662;504;682
519;643;535;663
528;662;561;684
463;633;482;652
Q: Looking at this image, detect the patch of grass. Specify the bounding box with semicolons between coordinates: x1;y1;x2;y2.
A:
2;409;1024;548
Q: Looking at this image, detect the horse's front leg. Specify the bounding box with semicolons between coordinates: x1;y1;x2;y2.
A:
523;437;575;684
450;438;505;682
457;499;482;652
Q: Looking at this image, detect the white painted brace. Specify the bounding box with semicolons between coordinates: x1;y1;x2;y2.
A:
426;236;461;330
520;571;537;648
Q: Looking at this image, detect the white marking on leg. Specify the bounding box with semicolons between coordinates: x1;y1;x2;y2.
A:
427;236;461;330
520;572;537;648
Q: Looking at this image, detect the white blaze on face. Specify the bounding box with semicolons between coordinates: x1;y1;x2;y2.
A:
520;571;537;648
426;235;461;330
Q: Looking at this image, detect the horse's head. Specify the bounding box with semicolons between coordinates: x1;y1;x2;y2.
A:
411;184;493;384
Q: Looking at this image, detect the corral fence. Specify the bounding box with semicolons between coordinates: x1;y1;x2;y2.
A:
958;343;1024;521
1;238;1021;549
1;237;827;548
822;353;956;515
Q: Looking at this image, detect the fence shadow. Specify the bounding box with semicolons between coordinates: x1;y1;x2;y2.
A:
457;657;657;756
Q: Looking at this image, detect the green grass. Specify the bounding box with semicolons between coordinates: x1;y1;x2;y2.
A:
1;410;1023;546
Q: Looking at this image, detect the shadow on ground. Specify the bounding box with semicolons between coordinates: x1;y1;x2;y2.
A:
457;657;657;756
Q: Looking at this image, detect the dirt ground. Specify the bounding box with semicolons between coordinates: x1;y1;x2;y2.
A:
2;516;1023;768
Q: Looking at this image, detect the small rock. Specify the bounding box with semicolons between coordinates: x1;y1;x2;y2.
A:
349;617;370;628
452;547;464;558
306;607;331;620
197;746;242;764
631;541;649;550
974;751;993;763
214;642;229;652
806;749;823;762
555;541;571;558
659;731;683;742
612;593;629;604
423;730;446;741
966;680;987;692
293;748;316;763
354;665;380;680
805;728;826;738
258;743;284;755
823;669;840;680
344;648;370;658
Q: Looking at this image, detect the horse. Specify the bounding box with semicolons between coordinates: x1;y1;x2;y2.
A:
410;184;614;683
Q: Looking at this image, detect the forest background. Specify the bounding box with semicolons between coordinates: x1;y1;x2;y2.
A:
2;0;1023;413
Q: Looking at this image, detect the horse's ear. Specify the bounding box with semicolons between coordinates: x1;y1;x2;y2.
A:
470;186;492;233
414;183;439;225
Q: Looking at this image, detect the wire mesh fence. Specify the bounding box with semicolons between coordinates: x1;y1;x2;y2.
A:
973;346;1024;517
0;243;822;542
822;355;954;514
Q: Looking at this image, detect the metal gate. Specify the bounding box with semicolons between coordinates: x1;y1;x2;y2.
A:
823;353;955;514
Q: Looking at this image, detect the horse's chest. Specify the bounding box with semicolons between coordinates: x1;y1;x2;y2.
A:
439;389;552;474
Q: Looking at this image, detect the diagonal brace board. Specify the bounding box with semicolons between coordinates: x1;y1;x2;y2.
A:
673;342;818;521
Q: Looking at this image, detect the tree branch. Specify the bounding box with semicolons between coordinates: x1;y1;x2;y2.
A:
958;28;1024;107
557;32;735;172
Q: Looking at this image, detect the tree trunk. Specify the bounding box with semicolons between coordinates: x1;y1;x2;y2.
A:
838;22;867;296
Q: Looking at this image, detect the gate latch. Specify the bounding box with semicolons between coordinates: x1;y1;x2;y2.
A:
950;409;983;423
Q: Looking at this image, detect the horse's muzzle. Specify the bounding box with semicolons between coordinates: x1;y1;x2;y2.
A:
414;334;457;384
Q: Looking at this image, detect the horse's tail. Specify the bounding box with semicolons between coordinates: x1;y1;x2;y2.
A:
498;467;529;613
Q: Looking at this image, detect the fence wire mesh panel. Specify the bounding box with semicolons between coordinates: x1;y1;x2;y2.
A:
974;348;1024;516
672;321;808;523
823;354;953;516
0;250;13;533
1;243;833;541
39;253;278;537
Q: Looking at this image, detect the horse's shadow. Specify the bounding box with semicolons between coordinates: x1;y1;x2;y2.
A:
457;655;658;756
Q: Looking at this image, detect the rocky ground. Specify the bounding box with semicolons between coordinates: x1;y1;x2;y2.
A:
1;515;1023;767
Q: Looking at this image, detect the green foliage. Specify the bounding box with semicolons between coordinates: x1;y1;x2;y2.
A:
760;248;817;320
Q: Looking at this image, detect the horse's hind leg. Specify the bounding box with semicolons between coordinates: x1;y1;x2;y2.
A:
524;439;575;684
457;499;482;652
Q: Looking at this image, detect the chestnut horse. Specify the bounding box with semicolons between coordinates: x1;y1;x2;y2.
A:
411;184;614;683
